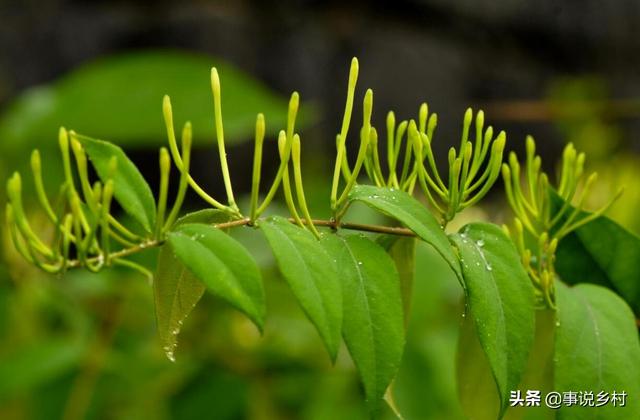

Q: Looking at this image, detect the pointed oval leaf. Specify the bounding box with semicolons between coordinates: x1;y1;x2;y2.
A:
322;234;405;414
450;223;536;415
154;210;230;361
167;223;265;330
77;134;156;233
552;189;640;315
155;243;206;362
456;317;501;420
347;185;460;280
504;309;557;420
259;216;342;361
0;50;306;154
376;235;416;328
554;282;640;418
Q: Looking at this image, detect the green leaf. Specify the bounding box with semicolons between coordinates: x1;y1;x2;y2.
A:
0;50;305;154
456;317;501;420
377;235;416;328
347;185;460;280
155;243;205;363
167;223;265;330
259;216;342;361
554;282;640;418
552;191;640;315
77;134;156;233
321;234;404;413
450;223;536;415
154;210;230;362
504;310;556;420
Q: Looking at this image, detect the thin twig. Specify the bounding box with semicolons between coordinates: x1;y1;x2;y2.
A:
64;217;416;269
294;218;415;237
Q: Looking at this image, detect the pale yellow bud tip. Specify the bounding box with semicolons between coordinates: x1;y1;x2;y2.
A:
31;150;41;171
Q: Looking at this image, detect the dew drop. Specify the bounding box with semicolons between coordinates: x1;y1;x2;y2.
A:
555;321;561;327
486;264;493;272
476;239;485;247
163;345;176;363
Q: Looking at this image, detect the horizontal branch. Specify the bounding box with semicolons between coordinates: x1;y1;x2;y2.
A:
296;218;415;237
59;217;640;328
66;217;416;269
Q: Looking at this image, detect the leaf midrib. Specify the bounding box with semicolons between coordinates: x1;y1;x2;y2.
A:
269;223;331;332
460;235;509;397
571;288;604;389
340;237;377;396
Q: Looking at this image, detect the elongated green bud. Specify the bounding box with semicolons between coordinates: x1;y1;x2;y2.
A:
394;120;408;159
475;110;484;143
277;131;302;226
427;113;437;141
526;135;536;160
277;131;287;158
291;135;301;168
291;134;319;237
418;103;428;134
331;57;359;210
400;120;417;185
7;172;54;258
6;204;35;264
31;149;58;224
363;89;373;127
448;157;463;219
496;130;507;149
287;92;300;141
163;95;182;169
156;147;171;237
58;127;75;196
575;152;586;179
211;67;237;209
250;113;266;222
559;143;577;196
61;214;73;266
181;123;192;163
70;133;97;211
448;147;456;168
336;90;374;208
387;111;396;170
460;108;473;150
164;122;193;231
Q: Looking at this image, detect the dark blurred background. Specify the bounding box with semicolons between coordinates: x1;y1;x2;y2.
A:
1;1;639;419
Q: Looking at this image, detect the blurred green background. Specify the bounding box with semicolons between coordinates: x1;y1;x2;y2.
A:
1;1;639;419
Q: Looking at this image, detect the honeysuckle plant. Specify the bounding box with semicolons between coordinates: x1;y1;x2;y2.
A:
4;57;640;419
